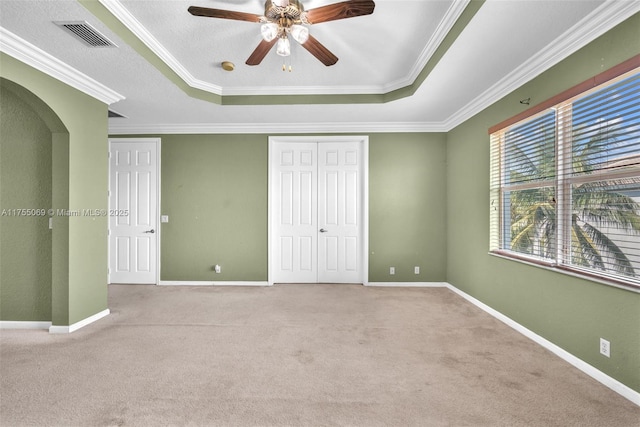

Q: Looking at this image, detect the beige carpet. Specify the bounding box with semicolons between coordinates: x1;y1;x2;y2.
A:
1;284;638;426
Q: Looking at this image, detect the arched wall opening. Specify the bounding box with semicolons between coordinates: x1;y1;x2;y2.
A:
0;78;69;324
1;52;110;330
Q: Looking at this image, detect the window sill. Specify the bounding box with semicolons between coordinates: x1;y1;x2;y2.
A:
489;251;640;294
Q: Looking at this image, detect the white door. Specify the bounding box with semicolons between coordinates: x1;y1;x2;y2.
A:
109;139;158;284
271;138;365;284
317;142;362;283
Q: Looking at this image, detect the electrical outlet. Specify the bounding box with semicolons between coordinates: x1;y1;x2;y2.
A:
214;264;221;274
600;338;610;358
414;266;420;274
389;267;395;275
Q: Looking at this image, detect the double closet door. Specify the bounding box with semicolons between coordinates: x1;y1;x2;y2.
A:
271;139;365;284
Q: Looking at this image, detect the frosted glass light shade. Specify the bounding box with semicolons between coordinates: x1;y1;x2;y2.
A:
276;37;291;56
261;23;279;42
290;24;309;44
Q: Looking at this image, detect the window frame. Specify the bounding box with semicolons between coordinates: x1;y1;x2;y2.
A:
489;55;640;291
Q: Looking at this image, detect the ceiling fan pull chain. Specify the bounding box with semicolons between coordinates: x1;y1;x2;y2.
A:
283;54;292;72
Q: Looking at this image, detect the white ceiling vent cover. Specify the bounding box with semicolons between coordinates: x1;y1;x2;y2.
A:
54;21;117;48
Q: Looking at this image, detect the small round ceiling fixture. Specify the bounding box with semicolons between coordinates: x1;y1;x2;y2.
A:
221;61;235;71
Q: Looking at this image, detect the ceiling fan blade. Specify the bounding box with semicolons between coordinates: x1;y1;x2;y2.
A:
301;35;338;66
188;6;262;23
304;0;375;24
246;38;278;65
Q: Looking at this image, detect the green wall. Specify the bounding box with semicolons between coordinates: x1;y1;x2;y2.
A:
155;132;447;283
159;134;268;281
369;133;447;282
0;54;109;326
0;84;53;321
446;14;640;392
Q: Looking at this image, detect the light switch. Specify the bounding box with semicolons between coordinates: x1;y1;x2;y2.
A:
161;215;169;223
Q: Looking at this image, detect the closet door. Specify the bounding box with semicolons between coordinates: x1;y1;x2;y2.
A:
272;142;318;283
317;142;362;283
271;139;364;284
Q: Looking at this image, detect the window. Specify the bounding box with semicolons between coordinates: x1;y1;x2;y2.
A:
490;66;640;289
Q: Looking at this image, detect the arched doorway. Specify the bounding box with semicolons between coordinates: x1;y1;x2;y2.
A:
0;78;69;327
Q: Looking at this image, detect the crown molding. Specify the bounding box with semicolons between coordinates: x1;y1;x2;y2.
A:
108;121;448;135
97;0;223;95
442;0;640;131
380;0;470;93
0;27;125;105
218;83;384;96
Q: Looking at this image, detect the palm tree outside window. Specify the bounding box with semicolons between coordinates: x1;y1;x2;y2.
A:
490;67;640;289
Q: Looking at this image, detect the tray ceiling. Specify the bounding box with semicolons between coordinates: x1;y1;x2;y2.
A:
1;0;637;134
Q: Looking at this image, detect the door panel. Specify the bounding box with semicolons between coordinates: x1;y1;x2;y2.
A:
109;140;158;284
318;142;362;283
272;142;318;282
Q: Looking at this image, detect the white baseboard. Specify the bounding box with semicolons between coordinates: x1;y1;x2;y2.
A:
159;281;271;287
444;282;640;407
49;309;110;334
0;321;52;330
365;282;448;287
158;281;214;286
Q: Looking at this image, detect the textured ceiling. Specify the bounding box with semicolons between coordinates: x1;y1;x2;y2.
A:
119;0;454;94
1;0;638;134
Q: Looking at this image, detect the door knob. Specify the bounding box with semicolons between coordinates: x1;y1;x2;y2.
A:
143;229;155;234
319;228;328;233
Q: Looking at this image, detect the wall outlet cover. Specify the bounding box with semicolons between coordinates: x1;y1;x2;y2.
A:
600;338;610;357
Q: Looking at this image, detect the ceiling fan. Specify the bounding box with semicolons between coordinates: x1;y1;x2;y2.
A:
188;0;375;67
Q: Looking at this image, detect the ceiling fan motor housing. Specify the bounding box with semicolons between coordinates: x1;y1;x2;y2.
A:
264;0;306;24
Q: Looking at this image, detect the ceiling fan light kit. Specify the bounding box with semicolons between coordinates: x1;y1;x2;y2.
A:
260;23;279;42
290;24;309;44
276;36;291;57
188;0;375;67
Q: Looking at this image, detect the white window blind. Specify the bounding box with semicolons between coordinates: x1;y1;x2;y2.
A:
490;68;640;288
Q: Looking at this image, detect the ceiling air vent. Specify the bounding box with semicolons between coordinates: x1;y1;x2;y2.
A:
108;110;126;119
54;21;117;48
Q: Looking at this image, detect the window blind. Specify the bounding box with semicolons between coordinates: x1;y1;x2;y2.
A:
490;109;558;261
503;111;556;185
558;72;640;281
490;67;640;288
